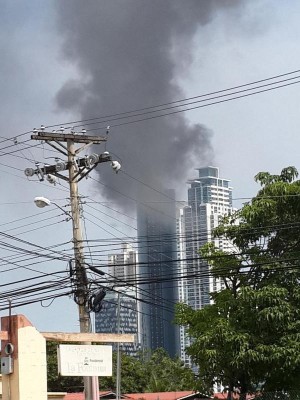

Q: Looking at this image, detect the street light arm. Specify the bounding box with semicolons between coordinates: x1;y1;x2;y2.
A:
34;196;72;219
52;202;73;220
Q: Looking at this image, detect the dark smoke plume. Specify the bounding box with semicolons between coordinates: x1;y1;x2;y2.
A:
54;0;241;211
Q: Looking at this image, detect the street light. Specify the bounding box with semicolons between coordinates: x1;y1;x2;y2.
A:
34;196;51;207
34;196;72;219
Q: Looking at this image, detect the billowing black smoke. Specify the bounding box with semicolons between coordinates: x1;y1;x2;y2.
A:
54;0;241;211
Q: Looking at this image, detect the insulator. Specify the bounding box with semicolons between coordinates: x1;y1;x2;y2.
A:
46;174;57;185
55;161;67;172
100;152;111;162
24;168;35;177
88;153;99;165
111;160;121;173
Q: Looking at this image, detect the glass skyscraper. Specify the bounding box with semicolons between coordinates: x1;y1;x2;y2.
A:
137;189;180;357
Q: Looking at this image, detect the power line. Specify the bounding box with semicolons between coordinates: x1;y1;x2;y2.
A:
1;67;300;147
35;68;300;131
84;78;300;132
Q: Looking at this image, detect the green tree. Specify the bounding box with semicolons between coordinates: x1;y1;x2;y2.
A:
143;348;196;392
175;167;300;399
99;348;195;393
98;351;148;393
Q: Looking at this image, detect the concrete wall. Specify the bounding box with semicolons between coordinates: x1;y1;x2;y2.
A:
0;374;66;400
1;315;48;400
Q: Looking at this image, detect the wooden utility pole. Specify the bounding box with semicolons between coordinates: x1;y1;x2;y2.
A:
67;137;90;335
26;128;116;400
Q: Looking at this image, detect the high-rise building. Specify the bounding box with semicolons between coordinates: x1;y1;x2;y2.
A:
137;189;180;357
178;166;234;366
95;243;140;356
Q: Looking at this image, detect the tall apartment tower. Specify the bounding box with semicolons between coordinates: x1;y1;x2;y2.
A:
95;243;140;356
178;166;233;366
137;189;180;357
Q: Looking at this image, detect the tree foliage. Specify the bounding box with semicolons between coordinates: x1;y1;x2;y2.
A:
175;167;300;398
142;348;195;392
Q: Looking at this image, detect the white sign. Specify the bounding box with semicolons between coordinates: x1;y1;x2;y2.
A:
58;344;112;376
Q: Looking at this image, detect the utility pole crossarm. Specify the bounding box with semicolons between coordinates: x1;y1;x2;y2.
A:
25;130;114;185
31;132;107;144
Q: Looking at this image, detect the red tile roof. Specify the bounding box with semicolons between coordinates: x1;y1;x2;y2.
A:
64;394;83;400
126;392;197;400
64;392;201;400
64;391;254;400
